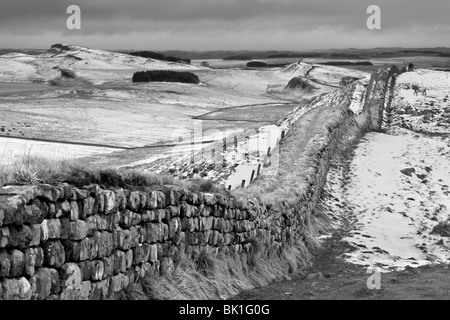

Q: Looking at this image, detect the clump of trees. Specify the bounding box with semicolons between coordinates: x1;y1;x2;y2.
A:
129;51;191;64
132;70;200;84
247;61;268;67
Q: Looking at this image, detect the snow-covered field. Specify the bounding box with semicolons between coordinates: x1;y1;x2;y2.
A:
324;69;450;271
0;45;367;168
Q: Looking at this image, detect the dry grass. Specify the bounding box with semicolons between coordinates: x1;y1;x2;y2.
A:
0;155;180;189
116;241;311;300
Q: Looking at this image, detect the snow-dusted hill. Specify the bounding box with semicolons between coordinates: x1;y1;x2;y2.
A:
0;44;204;84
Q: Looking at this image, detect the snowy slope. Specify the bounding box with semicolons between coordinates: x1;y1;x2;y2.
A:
0;44;204;84
324;68;450;271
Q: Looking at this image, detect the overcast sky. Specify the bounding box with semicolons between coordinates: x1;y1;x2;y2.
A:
0;0;449;50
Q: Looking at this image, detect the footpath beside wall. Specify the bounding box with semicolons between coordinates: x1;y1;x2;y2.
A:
0;65;402;300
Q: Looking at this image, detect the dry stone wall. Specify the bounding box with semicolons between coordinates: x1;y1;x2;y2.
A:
0;65;403;300
0;183;285;300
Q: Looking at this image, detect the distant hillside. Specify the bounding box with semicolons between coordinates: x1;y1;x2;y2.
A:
318;61;373;66
223;55;253;61
267;53;322;58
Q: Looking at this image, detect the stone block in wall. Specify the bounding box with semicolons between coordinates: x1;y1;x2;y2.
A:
159;242;171;257
57;184;72;201
173;231;185;246
131;211;141;226
96;191;105;214
213;205;223;218
60;263;82;289
110;272;129;294
9;249;24;277
80;281;92;300
59;218;69;241
114;189;126;211
43;240;65;268
72;187;88;201
69;220;88;241
0;189;31;226
63;238;89;262
168;206;179;218
198;204;207;217
119;209;133;229
185;232;197;245
29;267;52;300
125;249;133;269
6;225;31;249
90;277;110;300
146;191;158;210
149;244;158;263
112;250;126;275
56;200;71;218
78;261;93;281
162;223;169;241
180;202;191;218
140;210;150;223
160;257;174;276
24;247;41;276
103;191;116;215
49;268;60;295
82;197;96;218
115;228;132;251
186;192;199;205
216;193;226;206
36;185;62;202
128;191;141;212
154;209;165;223
25;204;45;225
79;185;96;199
168;218;180;238
91;260;104;281
70;201;79;221
94;214;108;231
1;277;31;300
138;192;148;211
85;216;97;237
46;219;61;239
154;190;167;208
130;225;142;248
97;232;114;259
203;193;217;206
145;222;162;244
237;197;248;210
133;243;150;265
0;249;11;277
102;256;114;280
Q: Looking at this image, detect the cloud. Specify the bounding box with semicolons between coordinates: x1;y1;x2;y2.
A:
0;0;448;49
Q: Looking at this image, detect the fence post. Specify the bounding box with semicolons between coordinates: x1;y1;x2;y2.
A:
250;170;255;183
223;137;227;167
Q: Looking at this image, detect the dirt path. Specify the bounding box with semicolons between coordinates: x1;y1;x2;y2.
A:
234;226;450;300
